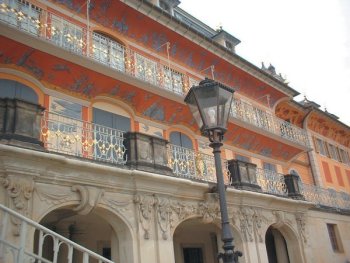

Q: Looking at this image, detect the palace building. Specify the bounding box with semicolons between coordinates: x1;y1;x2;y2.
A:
0;0;349;262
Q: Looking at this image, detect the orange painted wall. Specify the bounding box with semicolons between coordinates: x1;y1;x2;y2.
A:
48;0;288;107
317;156;350;192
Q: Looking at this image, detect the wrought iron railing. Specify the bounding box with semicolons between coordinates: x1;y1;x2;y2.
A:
256;168;288;196
301;184;350;211
0;203;114;263
231;98;310;147
41;111;127;165
0;0;310;148
167;144;230;183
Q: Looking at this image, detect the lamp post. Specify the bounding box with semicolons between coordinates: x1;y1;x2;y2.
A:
184;78;242;263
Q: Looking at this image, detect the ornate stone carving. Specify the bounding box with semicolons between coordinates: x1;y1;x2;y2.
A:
71;185;104;215
252;209;266;243
101;193;131;213
36;186;73;205
272;210;286;228
155;196;172;240
295;213;307;243
198;193;220;224
237;207;254;242
134;194;156;239
168;201;197;232
1;174;34;235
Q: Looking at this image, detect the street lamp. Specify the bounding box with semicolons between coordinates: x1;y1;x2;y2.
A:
184;78;242;263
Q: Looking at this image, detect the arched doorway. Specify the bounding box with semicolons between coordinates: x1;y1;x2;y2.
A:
265;226;290;263
173;218;244;263
34;206;133;263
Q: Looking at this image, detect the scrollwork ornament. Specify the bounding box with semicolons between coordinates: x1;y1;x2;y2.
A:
253;209;266;243
134;194;156;239
295;213;307;243
1;175;34;235
155;197;172;240
238;207;254;242
198;193;220;224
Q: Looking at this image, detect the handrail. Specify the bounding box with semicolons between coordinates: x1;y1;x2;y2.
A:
0;203;114;263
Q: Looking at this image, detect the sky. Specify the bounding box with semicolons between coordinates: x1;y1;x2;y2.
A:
179;0;350;126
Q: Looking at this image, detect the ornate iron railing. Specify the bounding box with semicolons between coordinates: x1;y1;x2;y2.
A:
231;98;310;147
0;203;114;263
41;111;127;165
0;0;310;148
167;144;230;183
256;168;288;196
301;184;350;211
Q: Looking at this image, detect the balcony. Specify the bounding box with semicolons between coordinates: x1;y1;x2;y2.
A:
231;98;310;148
0;0;309;149
1;98;347;213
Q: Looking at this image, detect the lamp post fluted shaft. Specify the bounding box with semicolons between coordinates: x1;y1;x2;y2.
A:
211;139;240;263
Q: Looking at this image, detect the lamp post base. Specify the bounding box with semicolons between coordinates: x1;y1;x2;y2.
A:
218;250;243;263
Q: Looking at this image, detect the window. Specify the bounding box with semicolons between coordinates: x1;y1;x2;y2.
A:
159;0;171;13
328;143;340;161
225;40;233;50
93;108;130;163
183;247;204;263
327;224;343;252
93;108;130;132
102;247;111;260
169;131;193;149
50;15;84;54
47;97;83;154
339;148;350;165
0;79;38;103
135;54;158;86
0;0;42;35
263;162;277;173
163;66;184;95
315;138;328;156
236;154;250;163
93;32;125;72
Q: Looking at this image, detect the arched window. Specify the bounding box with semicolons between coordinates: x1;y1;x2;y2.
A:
289;169;299;176
169;131;193;149
93;107;130;132
0;79;38;104
92;32;125;72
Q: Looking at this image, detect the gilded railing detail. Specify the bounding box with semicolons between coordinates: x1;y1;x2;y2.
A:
256;168;288;196
167;144;230;183
41;112;126;165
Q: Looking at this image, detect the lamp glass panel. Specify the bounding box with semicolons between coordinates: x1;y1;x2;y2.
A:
217;87;233;128
195;85;219;129
186;90;203;129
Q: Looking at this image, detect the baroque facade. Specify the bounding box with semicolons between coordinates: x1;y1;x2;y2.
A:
0;0;350;263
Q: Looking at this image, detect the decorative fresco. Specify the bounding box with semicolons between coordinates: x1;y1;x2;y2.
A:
307;113;350;147
0;36;303;162
48;0;289;108
275;101;350;148
275;102;305;128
